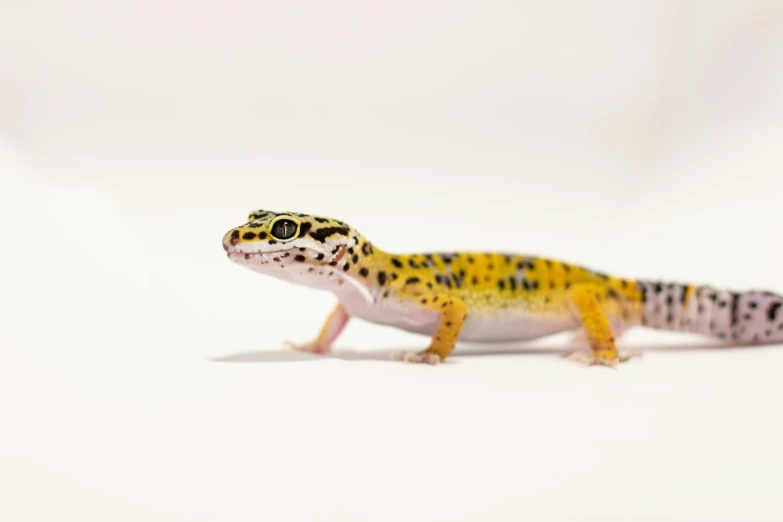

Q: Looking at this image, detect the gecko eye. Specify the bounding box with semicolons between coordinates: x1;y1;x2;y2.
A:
270;219;298;240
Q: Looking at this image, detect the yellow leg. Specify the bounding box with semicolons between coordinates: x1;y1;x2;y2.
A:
409;295;468;364
566;283;641;367
286;303;349;355
388;280;468;364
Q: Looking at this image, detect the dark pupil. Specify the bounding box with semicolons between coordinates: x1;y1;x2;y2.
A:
272;219;297;239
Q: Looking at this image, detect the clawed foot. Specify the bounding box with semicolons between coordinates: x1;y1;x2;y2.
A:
567;350;643;368
390;351;442;365
285;340;330;355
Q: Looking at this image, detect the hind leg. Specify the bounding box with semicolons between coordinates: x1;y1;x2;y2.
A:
566;283;641;367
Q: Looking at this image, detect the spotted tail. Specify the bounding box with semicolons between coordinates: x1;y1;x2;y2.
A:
636;281;783;343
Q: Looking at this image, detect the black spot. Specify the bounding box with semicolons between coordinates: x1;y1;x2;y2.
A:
467;256;475;264
441;255;453;264
743;313;752;321
309;226;350;243
767;302;782;321
343;263;350;271
639;285;647;303
409;259;420;269
359;267;369;277
731;293;740;326
498;280;506;291
445;321;452;327
298;222;313;237
607;289;618;300
718;300;727;308
406;277;420;285
391;273;398;280
314;217;329;223
654;282;663;293
347;247;354;255
666;295;673;306
698;303;704;314
383;290;389;298
294;255;306;262
352;254;359;264
328;261;337;266
316;253;324;261
508;277;517;291
421;298;427;304
230;229;240;242
433;296;439;303
362;242;373;256
242;232;256;240
391;258;403;268
377;272;387;286
331;245;341;255
268;239;278;245
748;300;758;309
299;247;306;252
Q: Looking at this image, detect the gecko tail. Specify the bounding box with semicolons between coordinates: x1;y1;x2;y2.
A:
636;281;783;344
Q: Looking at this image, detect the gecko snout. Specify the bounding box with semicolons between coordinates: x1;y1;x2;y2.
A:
222;229;241;251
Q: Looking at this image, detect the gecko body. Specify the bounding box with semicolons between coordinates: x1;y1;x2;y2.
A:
223;210;783;366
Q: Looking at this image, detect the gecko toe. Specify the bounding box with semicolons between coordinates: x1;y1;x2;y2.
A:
567;350;642;368
285;340;330;355
391;351;441;365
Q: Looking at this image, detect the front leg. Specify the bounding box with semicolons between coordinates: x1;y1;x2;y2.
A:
286;303;350;355
388;280;468;365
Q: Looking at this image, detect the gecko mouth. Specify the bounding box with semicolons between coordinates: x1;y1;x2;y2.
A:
227;249;297;261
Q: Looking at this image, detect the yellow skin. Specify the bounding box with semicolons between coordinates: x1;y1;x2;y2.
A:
223;210;783;366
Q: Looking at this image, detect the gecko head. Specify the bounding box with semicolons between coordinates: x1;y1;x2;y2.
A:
222;210;362;278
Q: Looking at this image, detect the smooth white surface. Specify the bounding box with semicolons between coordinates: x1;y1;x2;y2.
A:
2;2;783;521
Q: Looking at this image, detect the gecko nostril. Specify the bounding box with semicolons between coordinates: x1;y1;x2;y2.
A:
230;229;240;245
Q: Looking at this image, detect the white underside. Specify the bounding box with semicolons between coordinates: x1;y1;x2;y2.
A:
335;279;580;343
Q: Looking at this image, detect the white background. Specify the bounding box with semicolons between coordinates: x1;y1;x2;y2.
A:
2;1;783;521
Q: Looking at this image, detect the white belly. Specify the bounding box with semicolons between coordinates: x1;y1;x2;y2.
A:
458;310;579;342
336;285;579;343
